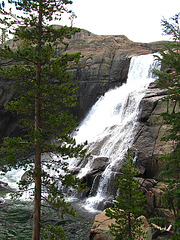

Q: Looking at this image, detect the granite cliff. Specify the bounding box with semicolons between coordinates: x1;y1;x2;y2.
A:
0;28;167;178
64;29;164;120
1;27;174;239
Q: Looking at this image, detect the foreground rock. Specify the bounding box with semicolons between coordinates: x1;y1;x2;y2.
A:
89;210;115;240
89;211;173;240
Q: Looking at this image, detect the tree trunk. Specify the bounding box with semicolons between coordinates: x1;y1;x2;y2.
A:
128;212;132;239
32;141;41;240
32;63;42;240
32;1;42;239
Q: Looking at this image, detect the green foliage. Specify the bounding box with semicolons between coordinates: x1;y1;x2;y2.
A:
149;217;170;228
153;13;180;239
0;0;87;239
41;224;68;240
105;150;146;240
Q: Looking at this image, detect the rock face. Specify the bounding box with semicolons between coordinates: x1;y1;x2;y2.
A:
0;27;164;141
66;30;163;120
132;82;169;178
74;81;170;200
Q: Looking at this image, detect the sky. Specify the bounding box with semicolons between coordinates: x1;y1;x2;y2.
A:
3;0;180;43
59;0;180;43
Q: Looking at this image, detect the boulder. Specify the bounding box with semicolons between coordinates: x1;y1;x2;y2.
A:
146;190;155;210
151;223;173;240
79;157;111;198
150;182;167;208
95;197;114;211
134;178;158;191
141;181;175;228
89;210;115;240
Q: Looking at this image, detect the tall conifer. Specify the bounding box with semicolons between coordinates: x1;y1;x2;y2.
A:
153;13;180;239
0;1;86;239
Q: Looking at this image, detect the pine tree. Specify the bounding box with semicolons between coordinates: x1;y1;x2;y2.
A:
153;13;180;239
0;1;87;239
105;150;146;240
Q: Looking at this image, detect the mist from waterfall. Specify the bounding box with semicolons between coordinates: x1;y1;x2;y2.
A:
73;54;159;212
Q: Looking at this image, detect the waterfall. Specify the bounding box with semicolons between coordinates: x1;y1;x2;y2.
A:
0;54;159;213
73;54;159;212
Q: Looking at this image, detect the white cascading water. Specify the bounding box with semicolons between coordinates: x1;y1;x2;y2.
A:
0;54;159;211
72;54;159;212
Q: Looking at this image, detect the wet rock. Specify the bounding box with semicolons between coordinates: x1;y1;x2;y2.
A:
0;181;9;190
78;157;110;197
21;171;29;181
88;174;101;197
76;171;102;199
91;157;109;172
102;197;114;210
82;171;101;188
77;187;91;199
71;167;81;175
0;198;5;204
95;197;115;211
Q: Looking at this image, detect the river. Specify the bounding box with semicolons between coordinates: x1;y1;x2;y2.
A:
0;188;96;240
